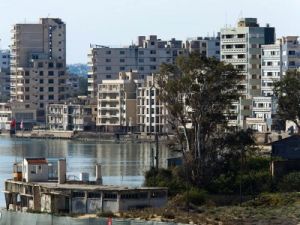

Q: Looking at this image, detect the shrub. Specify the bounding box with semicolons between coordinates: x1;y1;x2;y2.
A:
183;188;207;206
278;172;300;192
97;211;116;218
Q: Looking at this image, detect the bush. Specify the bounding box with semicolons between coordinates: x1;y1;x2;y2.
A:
144;167;186;196
97;211;116;218
184;188;207;206
278;172;300;192
162;210;175;219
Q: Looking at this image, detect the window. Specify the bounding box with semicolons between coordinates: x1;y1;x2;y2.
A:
48;95;54;100
48;62;54;68
120;58;125;63
150;57;156;62
48;79;54;84
88;192;101;198
139;58;144;63
139;51;144;55
48;71;54;76
150;50;156;54
39;71;44;76
104;193;117;199
120;51;125;55
106;50;111;55
120;66;125;71
105;59;111;63
25;71;30;76
106;66;111;71
106;75;112;79
38;62;43;68
39;87;44;92
72;192;85;198
39;79;44;84
48;87;54;92
25;79;30;84
150;65;156;70
39;95;44;100
25;87;30;92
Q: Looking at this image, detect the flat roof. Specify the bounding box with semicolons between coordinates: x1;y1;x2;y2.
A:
6;180;167;192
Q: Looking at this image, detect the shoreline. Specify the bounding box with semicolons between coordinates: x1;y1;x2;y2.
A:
0;130;172;143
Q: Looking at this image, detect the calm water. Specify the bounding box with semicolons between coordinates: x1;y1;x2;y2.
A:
0;136;174;206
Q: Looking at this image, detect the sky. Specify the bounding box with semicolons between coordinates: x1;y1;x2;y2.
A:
0;0;299;64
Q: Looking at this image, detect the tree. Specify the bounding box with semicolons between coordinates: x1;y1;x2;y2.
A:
274;70;300;132
156;52;252;187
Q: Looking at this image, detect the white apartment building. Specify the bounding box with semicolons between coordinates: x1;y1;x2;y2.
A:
88;35;187;99
137;75;169;134
186;35;220;60
221;18;275;128
0;103;12;130
261;43;282;97
246;97;274;132
0;50;10;101
97;71;137;132
10;18;68;123
47;103;93;131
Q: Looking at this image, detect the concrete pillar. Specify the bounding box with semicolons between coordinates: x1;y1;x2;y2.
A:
95;164;103;185
58;159;66;184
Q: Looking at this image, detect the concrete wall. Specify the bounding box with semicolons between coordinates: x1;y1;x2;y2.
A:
24;163;48;182
87;198;102;213
102;200;119;213
71;198;86;214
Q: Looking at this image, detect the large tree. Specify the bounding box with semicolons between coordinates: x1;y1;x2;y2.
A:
156;53;253;187
274;70;300;132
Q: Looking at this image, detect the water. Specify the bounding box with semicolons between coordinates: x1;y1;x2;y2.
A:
0;136;174;207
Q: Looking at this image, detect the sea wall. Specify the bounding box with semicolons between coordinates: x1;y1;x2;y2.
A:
0;210;187;225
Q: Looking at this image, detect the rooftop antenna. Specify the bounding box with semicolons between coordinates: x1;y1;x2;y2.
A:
225;12;228;28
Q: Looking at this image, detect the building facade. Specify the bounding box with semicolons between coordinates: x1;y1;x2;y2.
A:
47;103;94;131
97;71;137;132
10;18;68;123
137;75;169;134
0;103;12;130
221;18;275;128
186;35;220;60
88;35;187;99
0;50;10;101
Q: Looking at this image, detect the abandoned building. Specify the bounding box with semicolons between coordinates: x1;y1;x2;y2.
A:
4;158;167;214
271;135;300;177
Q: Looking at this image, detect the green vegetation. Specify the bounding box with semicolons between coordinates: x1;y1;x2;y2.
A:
274;69;300;131
142;54;300;223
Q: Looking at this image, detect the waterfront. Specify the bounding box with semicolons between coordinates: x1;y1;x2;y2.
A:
0;136;174;207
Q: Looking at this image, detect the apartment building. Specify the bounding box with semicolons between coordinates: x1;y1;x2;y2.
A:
47;103;94;131
0;50;10;101
186;35;220;60
137;75;169;134
221;18;275;128
10;18;68;123
88;35;187;99
0;103;11;130
97;71;138;132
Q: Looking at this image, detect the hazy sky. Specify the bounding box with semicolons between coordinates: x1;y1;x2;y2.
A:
0;0;299;63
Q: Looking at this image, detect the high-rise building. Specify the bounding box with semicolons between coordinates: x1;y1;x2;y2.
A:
221;18;275;127
0;50;10;101
10;18;67;123
88;35;187;99
97;71;138;132
186;35;220;60
137;75;169;134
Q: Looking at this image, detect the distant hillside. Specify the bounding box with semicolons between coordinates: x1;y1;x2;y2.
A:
67;64;88;77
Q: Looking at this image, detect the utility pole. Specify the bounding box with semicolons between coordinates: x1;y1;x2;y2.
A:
155;132;159;170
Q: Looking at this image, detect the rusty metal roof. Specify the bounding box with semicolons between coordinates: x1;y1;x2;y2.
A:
26;158;48;165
